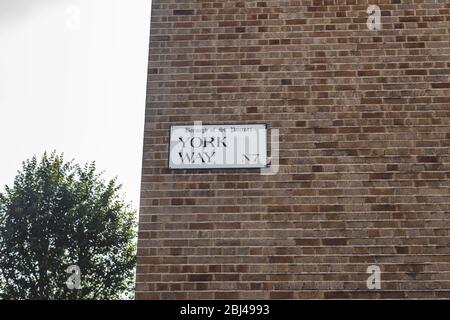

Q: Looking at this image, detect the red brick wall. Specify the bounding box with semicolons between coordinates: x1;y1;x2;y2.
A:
136;0;450;299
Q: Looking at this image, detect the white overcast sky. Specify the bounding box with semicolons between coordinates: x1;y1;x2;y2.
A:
0;0;152;207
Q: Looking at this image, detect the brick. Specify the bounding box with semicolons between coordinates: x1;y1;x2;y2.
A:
137;0;450;300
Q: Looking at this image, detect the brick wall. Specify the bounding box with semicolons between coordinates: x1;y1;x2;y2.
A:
136;0;450;299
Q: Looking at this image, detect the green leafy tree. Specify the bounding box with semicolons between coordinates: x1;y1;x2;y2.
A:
0;152;136;300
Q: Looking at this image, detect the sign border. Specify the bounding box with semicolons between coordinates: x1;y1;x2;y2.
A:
167;123;269;170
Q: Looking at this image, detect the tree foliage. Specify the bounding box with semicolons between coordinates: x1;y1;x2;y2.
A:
0;152;136;299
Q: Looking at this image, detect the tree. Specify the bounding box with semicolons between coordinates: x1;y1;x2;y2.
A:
0;152;136;300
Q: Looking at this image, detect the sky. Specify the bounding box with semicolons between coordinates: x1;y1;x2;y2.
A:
0;0;152;208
